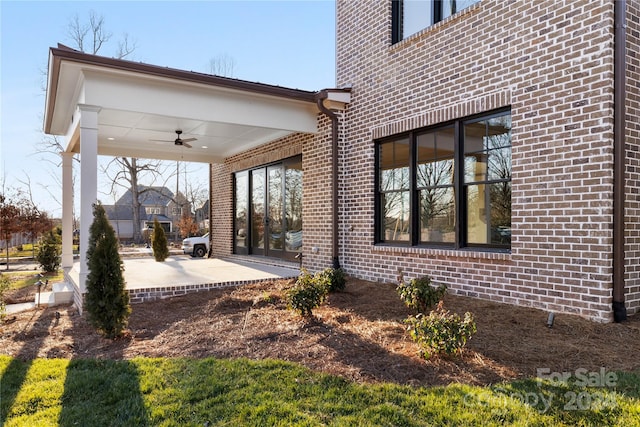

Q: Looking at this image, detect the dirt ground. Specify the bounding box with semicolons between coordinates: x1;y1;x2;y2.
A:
2;277;640;386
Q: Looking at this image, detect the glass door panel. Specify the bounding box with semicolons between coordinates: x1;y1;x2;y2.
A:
251;169;265;254
236;155;303;260
235;171;249;254
285;159;303;252
267;165;284;255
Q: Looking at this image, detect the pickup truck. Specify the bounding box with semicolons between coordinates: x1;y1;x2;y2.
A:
182;233;209;258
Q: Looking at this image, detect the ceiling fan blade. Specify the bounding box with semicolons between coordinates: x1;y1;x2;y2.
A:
181;138;197;143
149;139;173;143
183;141;193;149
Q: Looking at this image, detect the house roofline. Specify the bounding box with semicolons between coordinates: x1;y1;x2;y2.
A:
44;44;319;134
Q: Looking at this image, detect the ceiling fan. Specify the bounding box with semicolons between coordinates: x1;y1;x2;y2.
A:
151;130;196;148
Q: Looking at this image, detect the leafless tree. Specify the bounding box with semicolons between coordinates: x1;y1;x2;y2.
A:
208;53;236;77
102;157;173;243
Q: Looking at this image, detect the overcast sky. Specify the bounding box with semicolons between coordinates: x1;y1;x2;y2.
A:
0;0;336;217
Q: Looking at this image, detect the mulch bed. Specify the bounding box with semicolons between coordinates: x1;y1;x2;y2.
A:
1;277;639;386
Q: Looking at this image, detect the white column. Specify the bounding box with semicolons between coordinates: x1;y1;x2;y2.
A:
78;105;100;295
61;151;74;268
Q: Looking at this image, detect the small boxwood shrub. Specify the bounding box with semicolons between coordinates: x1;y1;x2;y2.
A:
319;267;346;293
405;302;477;359
396;276;447;313
286;269;330;317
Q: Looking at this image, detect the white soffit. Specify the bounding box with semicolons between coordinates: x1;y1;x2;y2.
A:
45;48;321;164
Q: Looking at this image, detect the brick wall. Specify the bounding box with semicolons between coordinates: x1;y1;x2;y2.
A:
332;0;629;321
625;0;640;314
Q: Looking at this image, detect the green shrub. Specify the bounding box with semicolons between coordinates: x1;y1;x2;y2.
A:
36;230;61;273
151;217;169;262
0;274;9;320
319;267;346;293
396;276;447;313
286;269;329;317
405;301;477;359
85;203;130;338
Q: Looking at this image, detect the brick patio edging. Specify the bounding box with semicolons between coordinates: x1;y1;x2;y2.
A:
128;275;298;304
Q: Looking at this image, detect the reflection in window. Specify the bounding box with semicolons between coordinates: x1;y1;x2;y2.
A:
268;167;283;251
464;114;512;246
285;159;303;251
379;138;410;241
375;108;511;249
417;127;455;243
235;171;248;250
251;169;265;249
394;0;481;42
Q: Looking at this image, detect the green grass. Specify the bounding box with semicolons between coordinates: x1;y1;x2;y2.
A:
1;356;639;426
2;271;64;291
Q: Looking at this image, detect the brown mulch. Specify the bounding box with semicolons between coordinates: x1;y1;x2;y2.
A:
1;277;639;386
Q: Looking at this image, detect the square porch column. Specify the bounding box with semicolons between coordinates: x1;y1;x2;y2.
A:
78;105;100;303
61;151;74;268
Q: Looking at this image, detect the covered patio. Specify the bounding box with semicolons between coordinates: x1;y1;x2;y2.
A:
43;44;348;310
66;255;299;304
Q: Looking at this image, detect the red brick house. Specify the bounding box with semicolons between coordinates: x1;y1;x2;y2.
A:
46;0;640;322
212;0;640;323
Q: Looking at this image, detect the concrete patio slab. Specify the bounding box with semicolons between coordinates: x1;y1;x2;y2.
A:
62;255;300;304
123;255;300;289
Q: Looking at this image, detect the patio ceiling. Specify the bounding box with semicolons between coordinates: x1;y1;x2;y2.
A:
44;45;322;163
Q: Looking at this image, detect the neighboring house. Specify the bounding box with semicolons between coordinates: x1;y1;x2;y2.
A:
194;200;210;232
45;0;640;322
103;186;190;242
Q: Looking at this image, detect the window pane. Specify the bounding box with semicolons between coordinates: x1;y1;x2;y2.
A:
464;153;487;183
403;0;433;39
443;0;480;19
466;182;511;246
417;127;454;188
382;191;410;242
235;172;248;249
268;167;283;251
487;146;512;180
464;112;511;184
251;169;265;249
420;187;455;243
285;160;303;252
380;138;410;191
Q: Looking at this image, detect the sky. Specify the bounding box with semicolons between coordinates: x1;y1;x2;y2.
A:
0;0;336;217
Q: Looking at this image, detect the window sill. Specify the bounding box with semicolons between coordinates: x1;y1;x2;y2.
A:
371;244;511;261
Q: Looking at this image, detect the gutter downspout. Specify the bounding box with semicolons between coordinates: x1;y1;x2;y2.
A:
316;90;341;269
613;0;627;322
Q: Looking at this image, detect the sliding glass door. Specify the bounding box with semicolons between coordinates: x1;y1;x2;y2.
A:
234;156;302;260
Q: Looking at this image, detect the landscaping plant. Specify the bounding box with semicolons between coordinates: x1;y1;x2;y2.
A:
396;275;447;313
35;229;61;273
286;268;330;317
85;202;130;338
405;301;477;359
320;267;347;293
151;217;169;262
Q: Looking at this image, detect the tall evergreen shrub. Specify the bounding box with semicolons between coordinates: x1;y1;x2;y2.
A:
151;217;169;262
36;230;61;272
85;202;130;338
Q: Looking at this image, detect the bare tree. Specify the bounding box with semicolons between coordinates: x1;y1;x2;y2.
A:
208;53;236;77
0;194;21;270
102;157;173;243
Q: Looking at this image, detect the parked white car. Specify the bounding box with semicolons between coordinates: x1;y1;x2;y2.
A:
182;233;209;258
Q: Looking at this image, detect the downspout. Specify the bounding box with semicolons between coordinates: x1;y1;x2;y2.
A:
613;0;627;322
316;90;341;269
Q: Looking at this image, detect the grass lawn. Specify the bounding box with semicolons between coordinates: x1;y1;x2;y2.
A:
3;271;64;291
1;355;639;426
